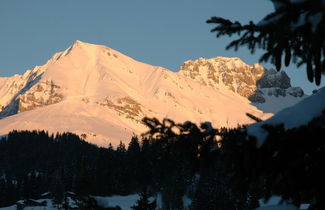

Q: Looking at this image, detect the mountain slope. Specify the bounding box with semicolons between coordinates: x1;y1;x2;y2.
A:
0;41;302;146
248;87;325;147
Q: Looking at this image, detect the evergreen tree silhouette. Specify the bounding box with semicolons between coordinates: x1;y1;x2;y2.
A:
131;188;156;210
207;0;325;85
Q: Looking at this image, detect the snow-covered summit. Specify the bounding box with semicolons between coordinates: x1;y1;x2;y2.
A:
0;41;303;146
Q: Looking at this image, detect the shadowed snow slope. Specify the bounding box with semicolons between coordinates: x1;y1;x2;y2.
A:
248;87;325;147
0;40;301;146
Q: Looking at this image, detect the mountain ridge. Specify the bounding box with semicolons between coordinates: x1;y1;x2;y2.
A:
0;40;305;146
179;56;306;113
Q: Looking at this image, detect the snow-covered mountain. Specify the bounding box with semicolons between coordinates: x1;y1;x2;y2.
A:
0;41;304;146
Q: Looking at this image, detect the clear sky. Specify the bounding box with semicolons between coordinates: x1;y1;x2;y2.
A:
0;0;322;94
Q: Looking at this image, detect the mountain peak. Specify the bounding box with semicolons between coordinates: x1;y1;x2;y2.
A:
71;40;95;48
74;39;84;45
50;40;107;64
69;40;98;51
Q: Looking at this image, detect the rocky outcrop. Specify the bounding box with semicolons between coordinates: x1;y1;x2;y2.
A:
257;69;291;89
179;57;265;98
0;68;45;118
248;89;266;103
18;80;63;112
0;79;63;118
249;70;304;103
99;96;144;121
179;57;304;104
287;87;304;97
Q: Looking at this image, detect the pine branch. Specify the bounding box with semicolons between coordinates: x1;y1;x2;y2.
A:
246;113;262;123
207;0;325;85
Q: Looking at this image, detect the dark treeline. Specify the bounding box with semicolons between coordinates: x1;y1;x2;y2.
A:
0;130;147;207
0;111;324;209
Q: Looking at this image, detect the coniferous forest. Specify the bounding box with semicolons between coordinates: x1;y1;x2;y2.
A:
0;110;324;209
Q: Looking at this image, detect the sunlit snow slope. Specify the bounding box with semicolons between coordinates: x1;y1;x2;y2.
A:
0;41;303;146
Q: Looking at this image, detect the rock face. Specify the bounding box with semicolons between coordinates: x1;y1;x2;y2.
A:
250;69;304;103
179;57;305;107
99;96;145;122
18;80;63;112
257;69;291;89
179;57;265;98
0;69;63;119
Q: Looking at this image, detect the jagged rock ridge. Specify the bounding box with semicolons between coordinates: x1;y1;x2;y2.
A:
179;57;305;112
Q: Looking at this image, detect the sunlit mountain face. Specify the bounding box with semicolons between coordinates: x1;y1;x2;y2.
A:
0;41;304;146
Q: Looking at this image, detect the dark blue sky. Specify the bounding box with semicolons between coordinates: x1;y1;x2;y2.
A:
0;0;322;93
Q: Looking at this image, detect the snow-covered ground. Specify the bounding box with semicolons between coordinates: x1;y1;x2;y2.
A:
255;205;299;210
0;193;193;210
0;199;55;210
93;194;140;209
92;193;191;209
0;195;309;210
252;94;307;114
248;86;325;147
0;194;149;210
256;203;309;210
258;196;309;210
